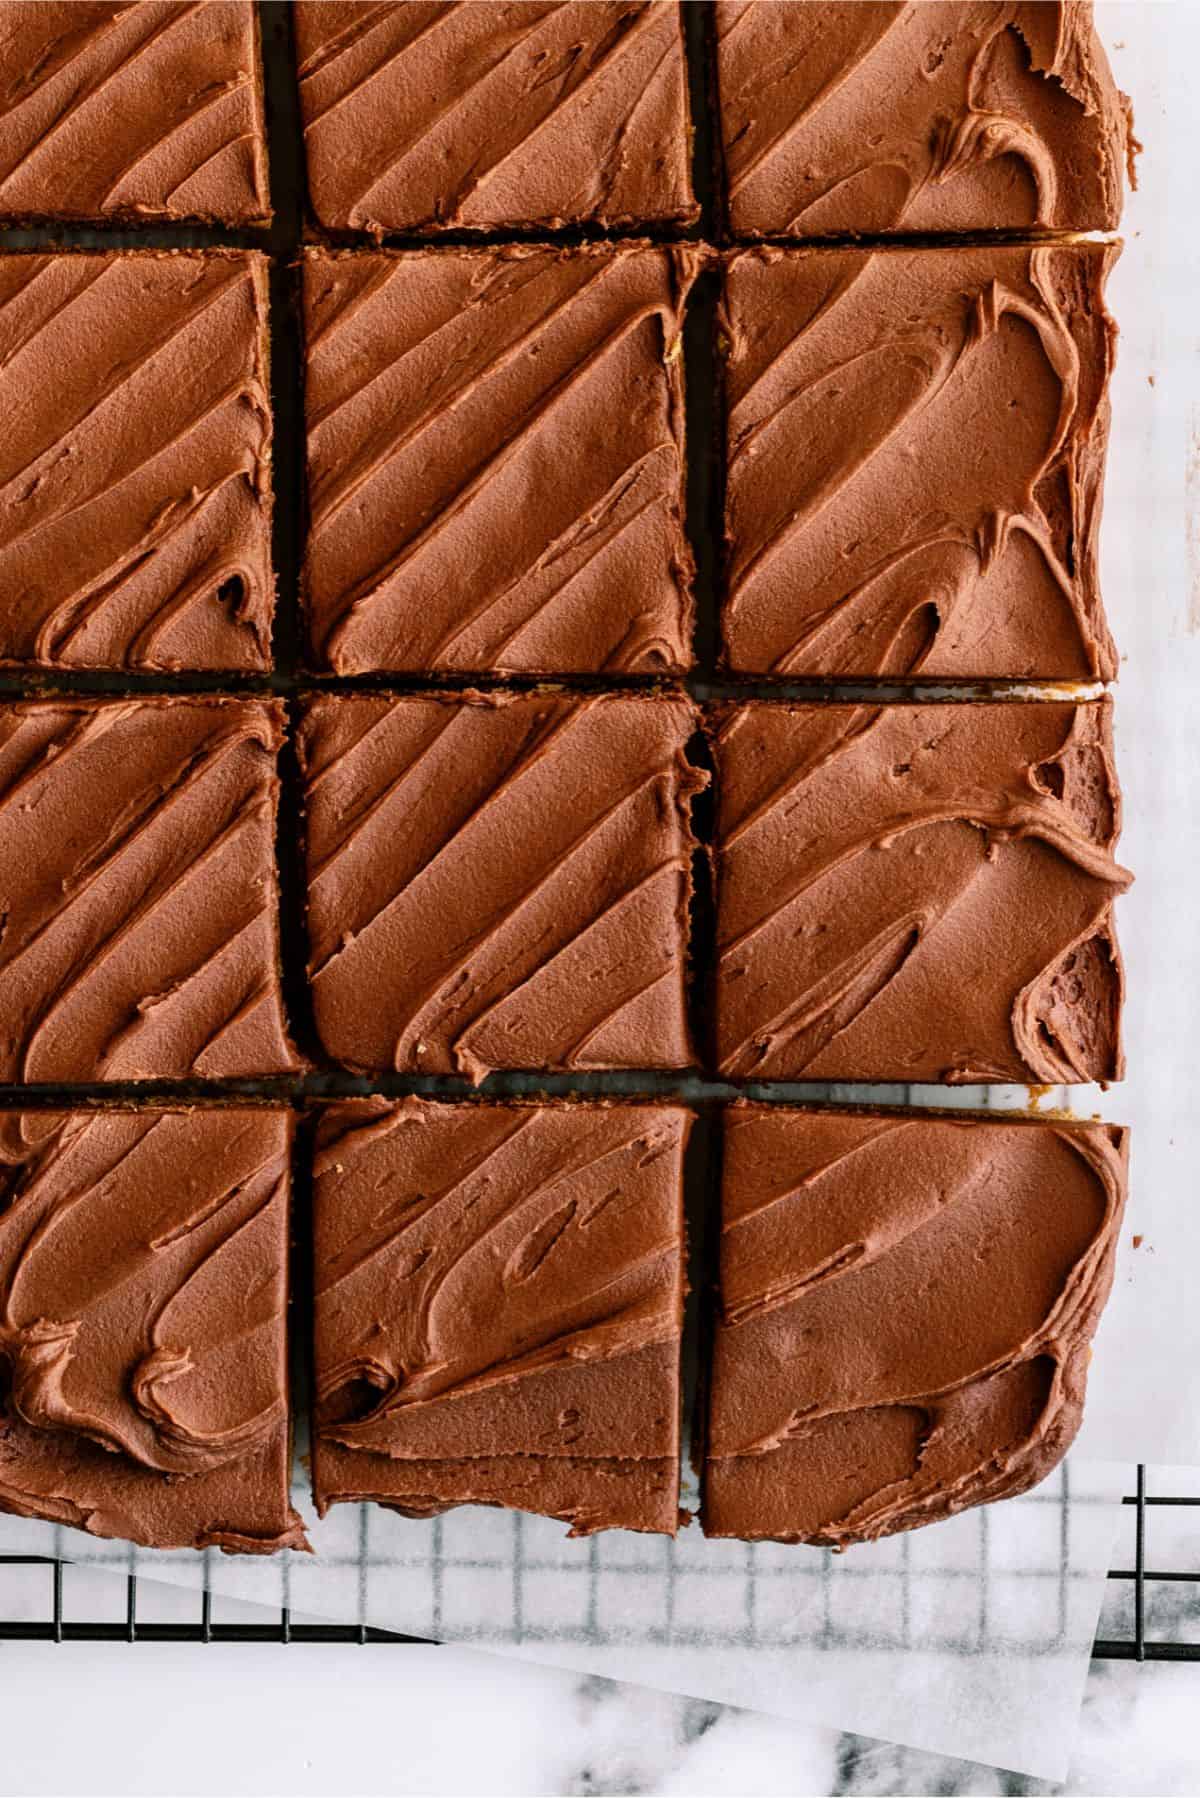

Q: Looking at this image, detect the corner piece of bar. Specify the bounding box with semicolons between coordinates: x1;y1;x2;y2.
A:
716;0;1128;239
703;1104;1128;1545
299;689;704;1079
311;1097;690;1537
711;699;1131;1085
0;1;270;226
0;1106;305;1555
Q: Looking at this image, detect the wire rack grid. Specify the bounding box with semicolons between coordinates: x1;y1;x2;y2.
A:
0;1468;1195;1661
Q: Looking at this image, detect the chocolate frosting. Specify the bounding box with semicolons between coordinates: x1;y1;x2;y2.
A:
303;244;697;675
717;1;1127;238
313;1097;689;1536
704;1106;1128;1545
295;1;697;236
300;690;704;1077
713;700;1131;1084
0;250;275;671
0;1107;306;1554
0;698;302;1083
0;2;269;226
722;243;1119;680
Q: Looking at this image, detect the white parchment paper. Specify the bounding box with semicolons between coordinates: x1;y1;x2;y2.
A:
1068;0;1200;1471
1;3;1194;1783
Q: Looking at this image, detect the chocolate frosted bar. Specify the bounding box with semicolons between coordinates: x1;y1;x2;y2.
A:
0;1107;305;1555
704;1105;1128;1545
711;700;1130;1084
721;243;1118;681
312;1098;689;1536
295;0;697;236
0;251;275;672
0;1;270;225
299;690;704;1079
302;244;697;675
716;0;1127;238
0;698;302;1084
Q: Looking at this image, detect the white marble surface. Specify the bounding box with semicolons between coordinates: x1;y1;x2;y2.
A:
0;1632;1197;1796
6;1475;1198;1795
4;1490;1199;1798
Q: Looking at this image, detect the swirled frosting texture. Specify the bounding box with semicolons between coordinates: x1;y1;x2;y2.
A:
0;1107;305;1554
313;1098;688;1535
295;1;696;236
0;698;302;1083
303;245;697;675
722;243;1118;680
712;700;1130;1084
704;1107;1128;1545
717;1;1127;238
0;2;269;225
300;690;704;1078
0;251;275;672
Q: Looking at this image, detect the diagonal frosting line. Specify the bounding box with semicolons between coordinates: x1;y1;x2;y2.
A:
343;11;581;217
308;256;614;532
421;4;659;219
384;772;673;1061
449;860;682;1079
299;2;476;133
308;698;585;970
0;3;204;185
321;305;674;659
725;7;902;198
419;448;670;668
97;73;250;206
0;698;299;1083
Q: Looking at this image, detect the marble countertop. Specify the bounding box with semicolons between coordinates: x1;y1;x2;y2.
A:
4;1468;1199;1795
0;1631;1195;1797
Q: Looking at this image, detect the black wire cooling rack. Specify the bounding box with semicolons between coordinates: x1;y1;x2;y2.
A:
0;1467;1196;1658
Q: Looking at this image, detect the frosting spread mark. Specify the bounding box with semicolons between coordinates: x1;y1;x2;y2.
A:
712;700;1130;1084
716;1;1128;237
0;698;302;1083
0;2;269;224
300;690;704;1079
303;244;697;675
295;1;697;235
704;1106;1128;1545
0;1107;306;1555
722;243;1119;681
0;250;275;671
313;1097;689;1536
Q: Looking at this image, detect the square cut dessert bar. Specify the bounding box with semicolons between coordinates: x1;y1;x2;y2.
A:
294;1;697;236
0;698;302;1084
312;1097;690;1536
715;1;1128;239
0;1;270;226
711;699;1131;1085
0;251;275;672
302;244;697;676
0;1106;305;1554
299;689;704;1078
721;242;1119;681
703;1105;1128;1545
